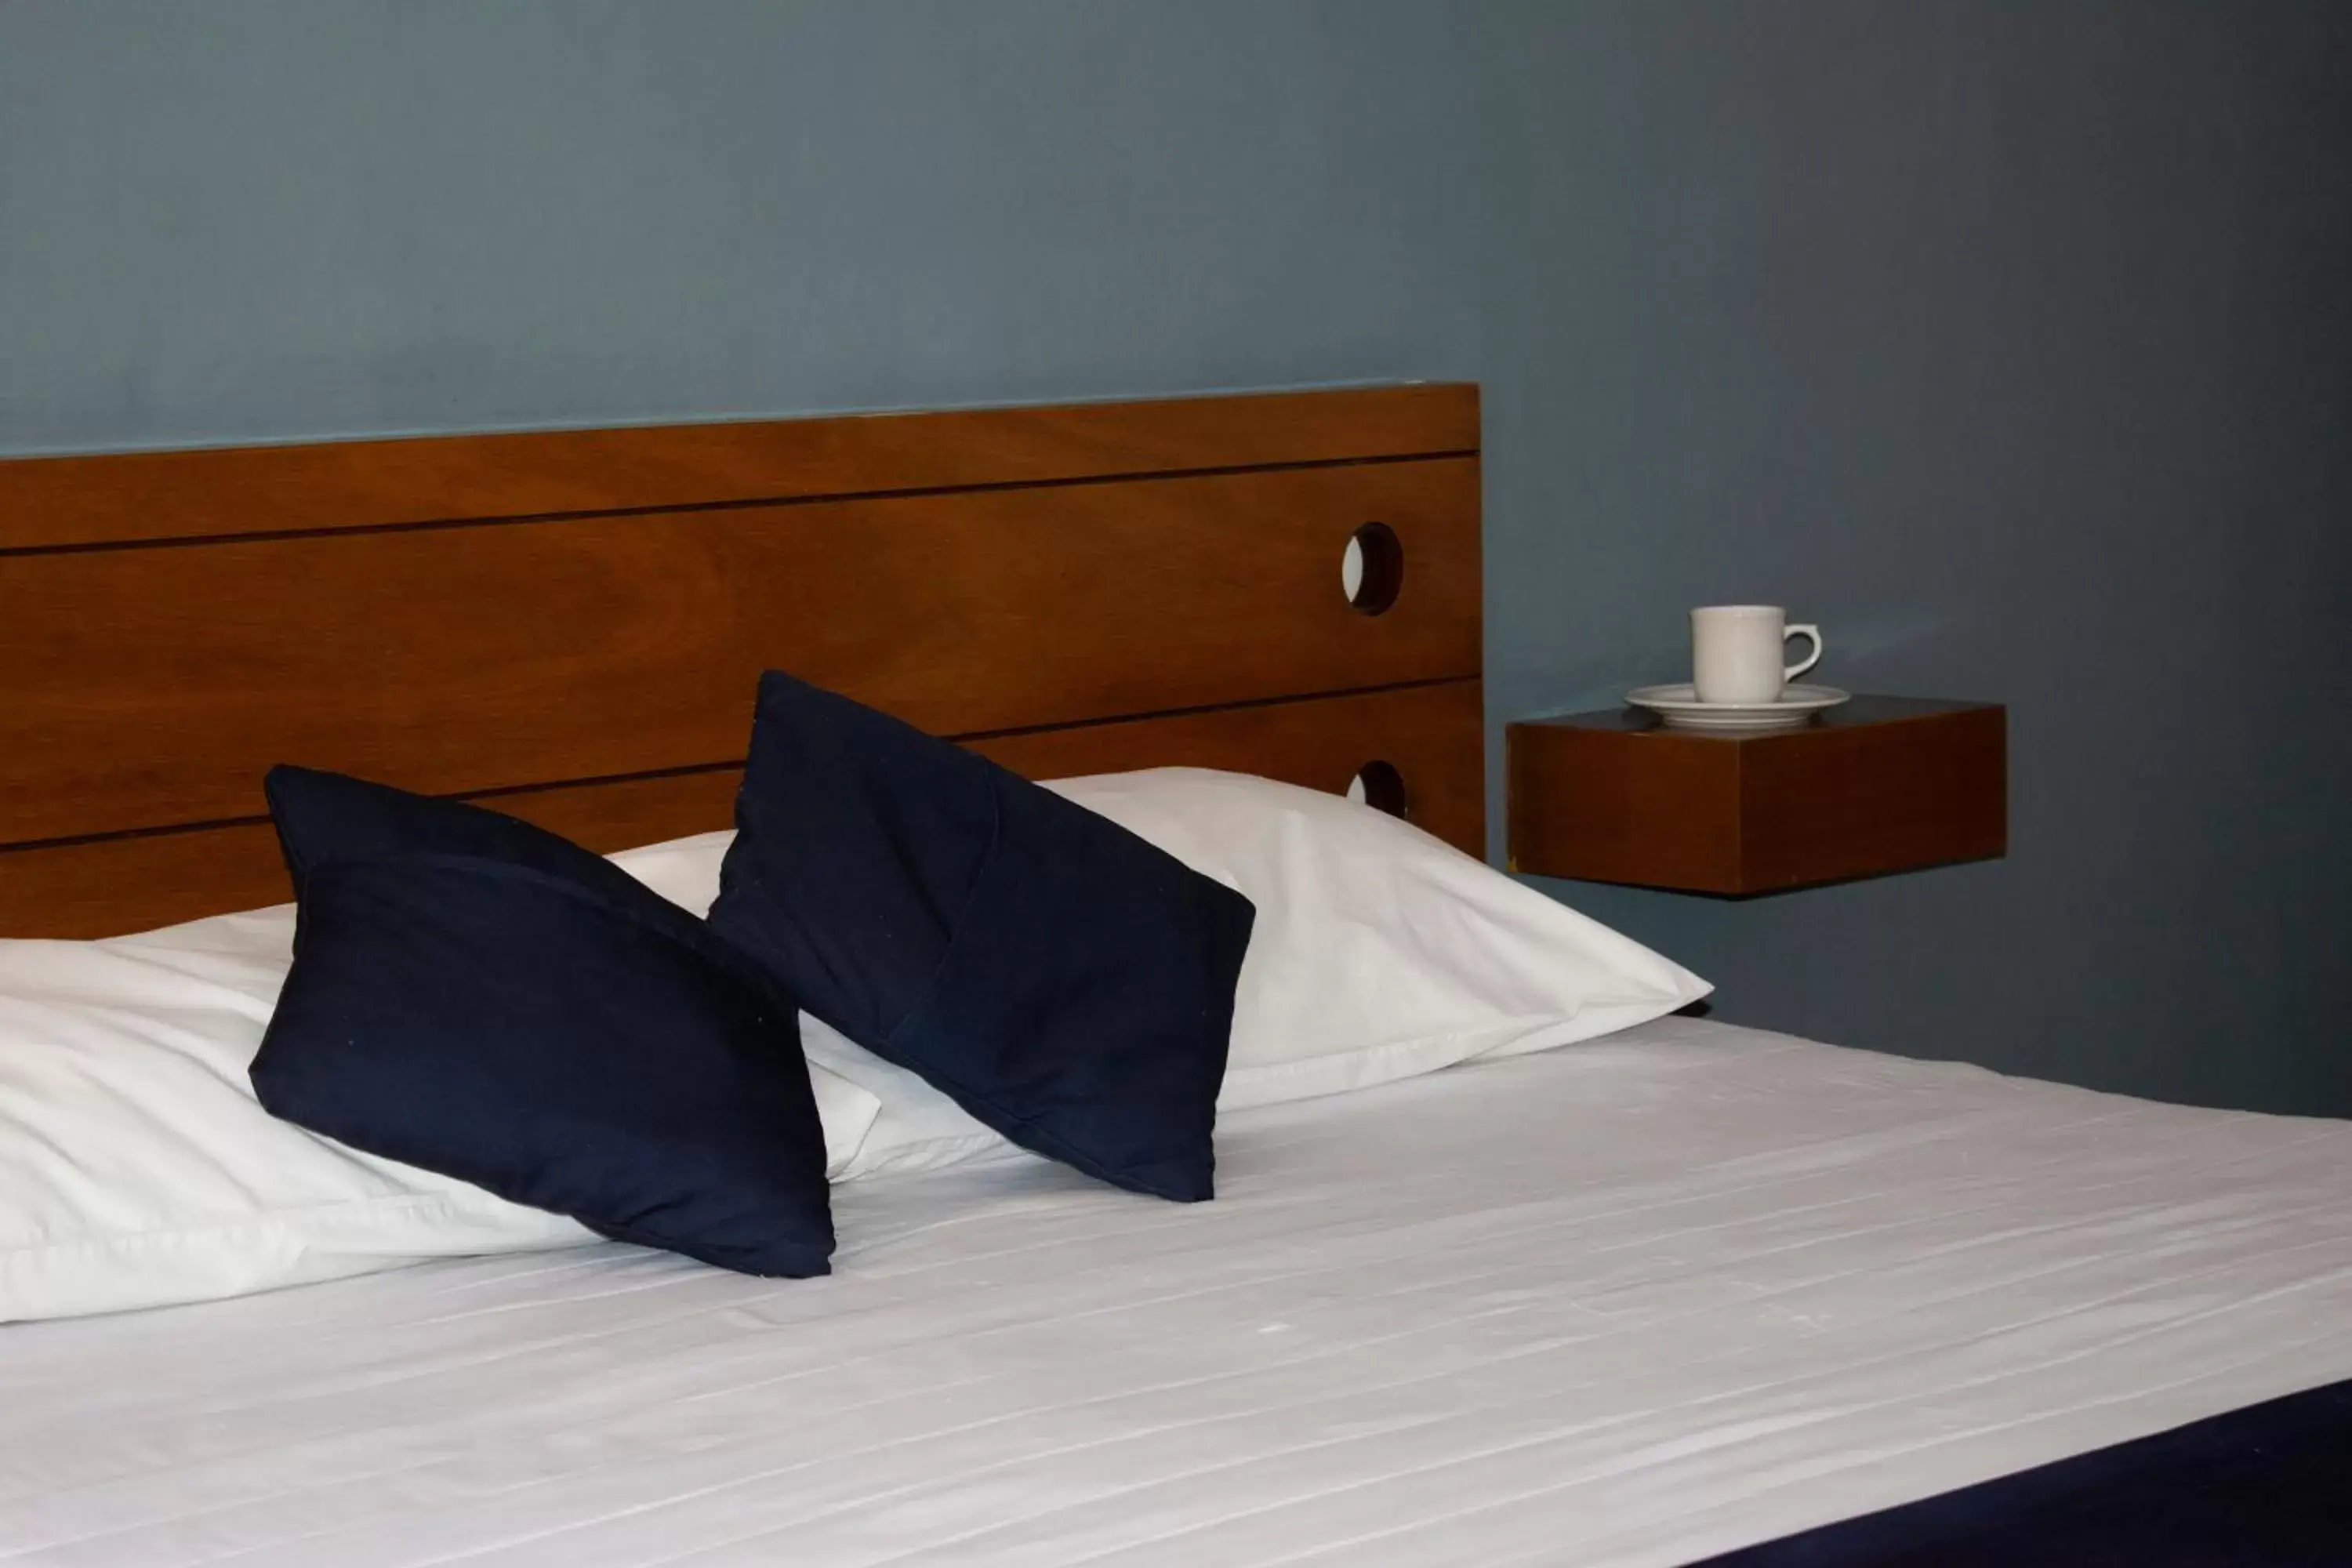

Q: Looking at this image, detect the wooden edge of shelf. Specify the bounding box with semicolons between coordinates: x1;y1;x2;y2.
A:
1504;699;2006;895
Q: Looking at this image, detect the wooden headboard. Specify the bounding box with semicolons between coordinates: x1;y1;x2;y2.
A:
0;384;1481;938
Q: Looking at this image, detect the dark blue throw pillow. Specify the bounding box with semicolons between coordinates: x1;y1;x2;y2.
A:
707;673;1257;1202
252;767;833;1277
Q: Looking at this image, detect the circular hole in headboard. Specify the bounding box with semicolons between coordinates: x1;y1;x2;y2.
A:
1341;521;1403;615
1346;760;1410;819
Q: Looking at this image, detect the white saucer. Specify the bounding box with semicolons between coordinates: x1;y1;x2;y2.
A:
1625;683;1850;732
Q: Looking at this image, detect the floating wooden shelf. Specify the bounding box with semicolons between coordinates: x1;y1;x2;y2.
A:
1507;696;2005;895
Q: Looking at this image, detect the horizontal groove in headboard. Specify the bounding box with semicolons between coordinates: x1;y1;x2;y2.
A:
0;681;1485;939
0;383;1477;553
1;459;1480;848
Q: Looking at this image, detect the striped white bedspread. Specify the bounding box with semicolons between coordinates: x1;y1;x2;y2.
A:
7;1016;2352;1566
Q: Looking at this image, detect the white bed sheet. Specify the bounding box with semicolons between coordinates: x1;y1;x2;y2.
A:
6;1017;2352;1567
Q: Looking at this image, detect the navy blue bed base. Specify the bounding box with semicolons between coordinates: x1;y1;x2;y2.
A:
1693;1377;2352;1566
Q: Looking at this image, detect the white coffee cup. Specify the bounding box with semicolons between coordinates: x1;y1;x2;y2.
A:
1690;605;1822;704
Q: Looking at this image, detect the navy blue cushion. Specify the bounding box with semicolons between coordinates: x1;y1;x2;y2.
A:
708;673;1256;1202
252;767;833;1277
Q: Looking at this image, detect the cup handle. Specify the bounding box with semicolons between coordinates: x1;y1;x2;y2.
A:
1784;624;1823;683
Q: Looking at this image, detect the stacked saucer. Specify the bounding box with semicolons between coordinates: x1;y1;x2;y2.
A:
1624;683;1849;733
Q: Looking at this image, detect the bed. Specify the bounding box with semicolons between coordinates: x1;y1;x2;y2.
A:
9;1019;2352;1565
5;387;2350;1565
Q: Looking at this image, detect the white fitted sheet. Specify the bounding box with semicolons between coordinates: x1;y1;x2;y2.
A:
6;1016;2352;1567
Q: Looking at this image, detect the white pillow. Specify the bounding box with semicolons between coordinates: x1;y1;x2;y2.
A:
1044;770;1711;1109
1;845;881;1323
628;769;1708;1168
0;907;584;1321
801;1017;1020;1181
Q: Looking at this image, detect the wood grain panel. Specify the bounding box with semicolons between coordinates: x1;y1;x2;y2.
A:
0;384;1476;551
1;459;1477;847
0;681;1481;938
2;387;1486;938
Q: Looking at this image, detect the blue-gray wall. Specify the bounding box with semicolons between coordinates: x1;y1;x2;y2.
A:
5;3;2347;1112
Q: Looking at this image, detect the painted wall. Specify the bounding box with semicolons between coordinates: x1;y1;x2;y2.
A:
5;3;2347;1112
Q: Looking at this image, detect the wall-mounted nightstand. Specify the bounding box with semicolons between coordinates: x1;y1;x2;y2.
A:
1507;697;2005;895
